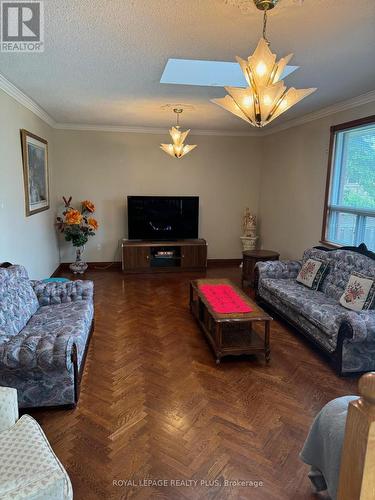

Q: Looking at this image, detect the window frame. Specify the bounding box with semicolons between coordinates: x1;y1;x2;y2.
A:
321;114;375;248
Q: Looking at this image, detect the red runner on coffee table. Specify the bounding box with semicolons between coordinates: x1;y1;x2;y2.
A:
199;284;253;314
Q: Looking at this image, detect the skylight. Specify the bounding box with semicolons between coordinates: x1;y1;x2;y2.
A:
160;58;298;88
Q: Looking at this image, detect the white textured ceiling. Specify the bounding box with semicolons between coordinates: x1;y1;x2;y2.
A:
0;0;374;132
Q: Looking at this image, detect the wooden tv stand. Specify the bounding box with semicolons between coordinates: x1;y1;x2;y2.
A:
122;239;207;273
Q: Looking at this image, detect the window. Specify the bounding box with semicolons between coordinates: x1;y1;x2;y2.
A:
322;116;375;250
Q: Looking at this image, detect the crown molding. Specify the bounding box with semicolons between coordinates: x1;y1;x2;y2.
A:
1;71;375;138
54;122;258;137
260;89;375;136
54;123;170;134
0;74;56;127
0;72;257;136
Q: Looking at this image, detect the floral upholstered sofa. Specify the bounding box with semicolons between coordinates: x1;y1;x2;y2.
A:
0;264;94;408
255;245;375;375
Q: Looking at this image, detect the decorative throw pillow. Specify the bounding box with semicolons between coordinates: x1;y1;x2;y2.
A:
296;258;329;290
339;273;375;311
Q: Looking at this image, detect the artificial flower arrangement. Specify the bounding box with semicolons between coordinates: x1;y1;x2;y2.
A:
56;196;99;273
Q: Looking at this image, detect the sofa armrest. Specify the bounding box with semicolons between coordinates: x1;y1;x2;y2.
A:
31;280;94;306
339;311;375;344
0;387;19;432
0;331;77;372
256;260;302;280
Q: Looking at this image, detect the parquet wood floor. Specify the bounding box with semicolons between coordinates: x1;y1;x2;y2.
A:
30;267;357;499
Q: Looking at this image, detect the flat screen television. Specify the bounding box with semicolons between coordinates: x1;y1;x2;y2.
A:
127;196;199;241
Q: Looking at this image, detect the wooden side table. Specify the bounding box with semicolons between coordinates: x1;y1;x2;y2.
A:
242;249;280;288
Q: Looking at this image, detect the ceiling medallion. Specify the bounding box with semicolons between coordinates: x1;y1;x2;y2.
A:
224;0;304;13
160;108;197;159
213;0;316;127
253;0;278;10
161;103;195;112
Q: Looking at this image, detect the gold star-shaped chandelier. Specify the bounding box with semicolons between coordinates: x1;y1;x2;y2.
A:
212;0;316;128
160;108;197;159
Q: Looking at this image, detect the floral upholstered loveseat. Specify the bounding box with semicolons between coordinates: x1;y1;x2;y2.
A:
255;245;375;375
0;264;94;408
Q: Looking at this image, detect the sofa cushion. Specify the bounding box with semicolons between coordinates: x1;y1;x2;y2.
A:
0;301;94;371
296;258;329;290
0;266;39;336
302;248;375;300
339;273;375;311
31;301;93;332
260;278;346;338
320;250;375;300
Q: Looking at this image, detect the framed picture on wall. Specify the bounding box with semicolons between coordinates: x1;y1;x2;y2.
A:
21;129;50;216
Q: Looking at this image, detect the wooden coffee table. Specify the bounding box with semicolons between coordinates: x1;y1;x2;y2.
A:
190;279;273;364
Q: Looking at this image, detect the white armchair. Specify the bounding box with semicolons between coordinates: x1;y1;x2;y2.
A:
0;387;73;500
0;386;18;432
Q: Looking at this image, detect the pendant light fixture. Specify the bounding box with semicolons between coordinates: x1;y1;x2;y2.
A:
212;0;316;127
160;108;197;159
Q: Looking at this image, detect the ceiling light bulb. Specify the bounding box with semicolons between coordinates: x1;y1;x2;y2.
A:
263;95;272;106
243;96;253;107
174;144;183;156
256;62;267;77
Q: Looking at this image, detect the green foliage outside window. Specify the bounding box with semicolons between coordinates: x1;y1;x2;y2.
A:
341;131;375;209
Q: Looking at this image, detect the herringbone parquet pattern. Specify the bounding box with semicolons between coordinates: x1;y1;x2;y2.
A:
31;267;357;499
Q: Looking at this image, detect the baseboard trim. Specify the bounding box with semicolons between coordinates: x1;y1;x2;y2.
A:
53;262;122;275
207;259;242;268
87;261;122;270
52;259;240;276
51;264;63;277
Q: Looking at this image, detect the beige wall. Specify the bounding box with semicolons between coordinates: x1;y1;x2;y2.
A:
3;86;374;271
0;90;59;279
259;102;375;260
54;130;262;262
